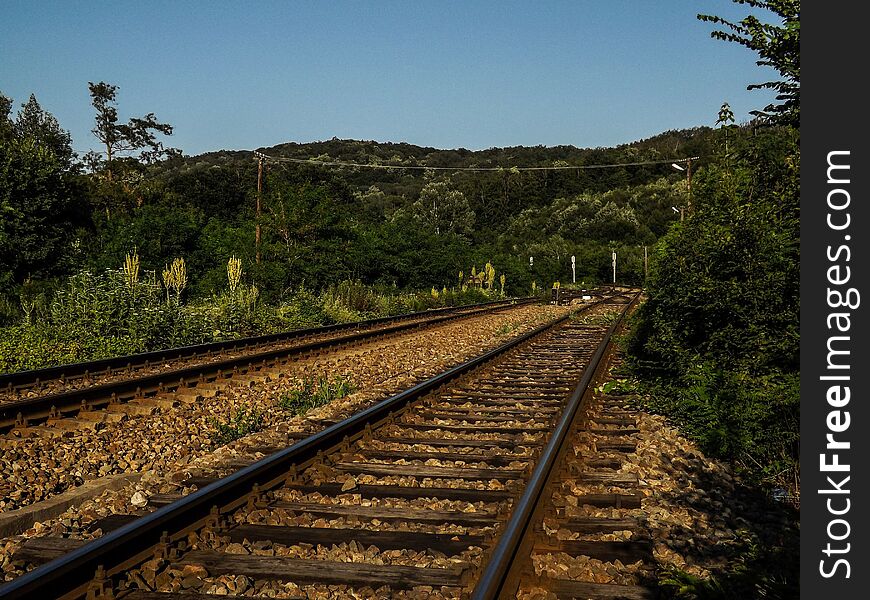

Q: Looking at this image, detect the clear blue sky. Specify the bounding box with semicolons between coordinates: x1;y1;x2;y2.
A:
1;1;777;157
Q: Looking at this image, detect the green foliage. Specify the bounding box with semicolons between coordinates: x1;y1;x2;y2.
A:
698;1;800;126
207;406;263;446
275;287;329;330
0;96;87;294
0;269;501;373
658;532;798;600
86;81;176;174
494;322;517;336
277;375;356;415
4;88;718;306
0;268;195;371
407;178;475;237
598;378;638;395
2;82;744;368
627;126;799;488
204;284;270;339
0;269;188;372
13;94;75;168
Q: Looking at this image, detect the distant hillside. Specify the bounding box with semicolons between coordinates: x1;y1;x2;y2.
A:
160;127;718;226
179;126;716;176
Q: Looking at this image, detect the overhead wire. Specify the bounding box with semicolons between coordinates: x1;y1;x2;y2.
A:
252;151;700;172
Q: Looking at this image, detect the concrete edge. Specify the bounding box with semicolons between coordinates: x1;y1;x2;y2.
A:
0;473;142;538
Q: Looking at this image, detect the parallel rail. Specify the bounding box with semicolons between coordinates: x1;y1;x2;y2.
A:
473;292;638;599
0;291;636;599
0;296;545;431
0;297;533;394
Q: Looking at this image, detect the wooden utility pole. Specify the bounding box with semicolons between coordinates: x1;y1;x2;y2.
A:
672;157;697;221
256;155;263;265
686;157;693;215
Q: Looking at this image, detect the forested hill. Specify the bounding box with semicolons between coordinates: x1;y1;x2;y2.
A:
123;126;725;296
170;126;717;201
4;90;776;312
152;126;718;247
218;126;711;168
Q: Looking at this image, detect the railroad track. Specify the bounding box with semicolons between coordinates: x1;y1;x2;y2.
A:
1;290;640;599
0;298;545;404
0;296;568;433
505;392;655;600
474;325;656;600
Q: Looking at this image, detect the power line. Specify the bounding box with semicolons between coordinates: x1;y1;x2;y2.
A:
252;151;700;172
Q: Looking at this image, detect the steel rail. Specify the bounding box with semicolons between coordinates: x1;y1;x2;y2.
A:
471;292;639;599
0;296;614;600
0;296;544;431
0;297;534;391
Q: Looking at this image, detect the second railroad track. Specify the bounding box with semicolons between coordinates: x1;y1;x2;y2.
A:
1;295;583;433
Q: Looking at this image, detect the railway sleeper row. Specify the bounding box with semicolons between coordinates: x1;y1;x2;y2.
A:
510;385;657;600
2;301;632;599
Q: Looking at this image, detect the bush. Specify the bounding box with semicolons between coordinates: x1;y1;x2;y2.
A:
627;127;799;490
0;273;510;374
0;270;180;371
275;287;327;330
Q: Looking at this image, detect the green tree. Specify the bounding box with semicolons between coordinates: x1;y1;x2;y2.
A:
354;185;389;223
259;176;354;294
717;101;737;155
699;0;800;126
0;107;87;291
0;93;12;140
410;179;475;237
86;81;176;180
14;94;75;168
628;126;799;486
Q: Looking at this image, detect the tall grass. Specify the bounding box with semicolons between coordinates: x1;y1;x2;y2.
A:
0;271;507;374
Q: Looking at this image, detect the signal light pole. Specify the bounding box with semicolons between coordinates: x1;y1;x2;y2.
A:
255;152;265;265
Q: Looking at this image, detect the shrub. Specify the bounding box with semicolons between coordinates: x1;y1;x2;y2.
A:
626;127;799;490
0;272;507;374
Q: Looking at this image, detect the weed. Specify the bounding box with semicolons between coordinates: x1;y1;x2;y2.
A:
657;533;798;600
277;375;356;415
597;378;638;395
208;406;263;446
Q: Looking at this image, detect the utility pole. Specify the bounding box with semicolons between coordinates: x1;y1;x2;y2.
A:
256;155;263;265
671;157;697;221
686;157;693;216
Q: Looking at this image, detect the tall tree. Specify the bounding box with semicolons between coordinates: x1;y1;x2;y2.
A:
0;93;13;141
87;81;176;180
698;0;800;126
0;92;87;292
14;94;75;169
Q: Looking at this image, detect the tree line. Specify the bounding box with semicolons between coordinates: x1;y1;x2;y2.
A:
1;82;711;320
